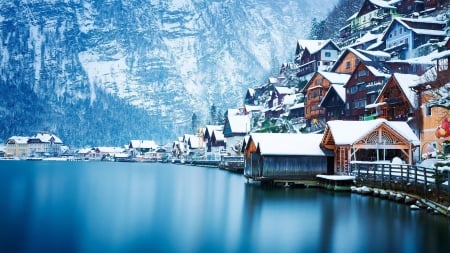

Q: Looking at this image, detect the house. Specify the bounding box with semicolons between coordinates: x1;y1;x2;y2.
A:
129;140;157;157
368;73;421;124
302;71;350;130
381;17;447;59
203;125;224;152
295;39;340;78
243;133;334;181
264;86;295;119
331;47;390;74
348;0;399;36
223;114;251;155
344;61;392;120
321;119;420;174
27;132;63;157
5;132;63;158
319;84;346;122
288;102;305;119
5;136;29;158
410;39;450;157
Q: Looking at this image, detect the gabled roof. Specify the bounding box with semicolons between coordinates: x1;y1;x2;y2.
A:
322;119;419;146
319;84;346;108
275;86;295;95
330;48;373;72
381;18;447;41
296;39;339;55
302;71;350;94
319;71;351;84
225;115;251;134
29;132;63;144
130;140;157;149
248;133;332;156
6;136;29;144
362;61;392;78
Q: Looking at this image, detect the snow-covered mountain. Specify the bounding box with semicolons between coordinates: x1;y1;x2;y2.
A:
0;0;338;145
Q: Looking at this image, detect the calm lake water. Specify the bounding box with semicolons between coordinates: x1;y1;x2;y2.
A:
0;160;449;253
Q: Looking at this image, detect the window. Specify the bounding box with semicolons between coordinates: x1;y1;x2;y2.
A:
346;61;351;69
350;86;358;94
358;70;368;77
438;58;449;72
325;52;331;57
425;105;432;117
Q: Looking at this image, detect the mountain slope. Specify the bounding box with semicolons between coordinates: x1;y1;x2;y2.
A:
0;0;338;145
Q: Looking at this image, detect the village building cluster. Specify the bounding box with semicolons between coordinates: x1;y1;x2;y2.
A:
2;1;450;182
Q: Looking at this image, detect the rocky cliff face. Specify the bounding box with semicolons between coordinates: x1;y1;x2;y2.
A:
0;0;337;145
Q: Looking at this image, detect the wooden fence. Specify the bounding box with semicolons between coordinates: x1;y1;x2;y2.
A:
350;162;449;206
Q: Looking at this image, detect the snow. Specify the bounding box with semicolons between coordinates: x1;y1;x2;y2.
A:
297;39;331;55
318;71;350;84
289;102;304;110
432;50;450;61
369;0;396;9
325;119;420;146
275;86;295;95
317;175;355;181
227;115;251;134
249;133;330;156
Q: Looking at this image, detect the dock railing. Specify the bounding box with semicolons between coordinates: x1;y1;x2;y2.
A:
350;161;449;206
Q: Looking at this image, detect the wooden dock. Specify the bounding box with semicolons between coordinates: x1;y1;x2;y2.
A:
316;175;355;191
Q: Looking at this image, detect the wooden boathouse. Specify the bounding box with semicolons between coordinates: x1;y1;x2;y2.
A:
321;119;420;174
243;133;334;184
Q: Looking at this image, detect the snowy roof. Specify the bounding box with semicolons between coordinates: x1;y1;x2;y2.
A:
382;18;447;40
369;0;397;9
319;84;346;108
297;39;334;54
227;115;251;134
289;102;305;110
358;49;391;59
431;50;450;61
97;146;125;153
318;71;351;84
332;84;346;102
249;133;332;156
275;86;295;95
6;136;29;144
31;132;63;144
227;108;240;116
244;104;264;112
324;119;420;146
187;135;203;149
268;77;278;84
212;130;225;141
130;140;157;149
364;61;392;77
247;88;255;96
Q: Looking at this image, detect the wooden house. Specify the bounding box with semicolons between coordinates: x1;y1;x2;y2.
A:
210;130;226;154
321;119;420;174
319;84;346;122
223;114;250;155
302;71;350;130
244;88;256;105
129;140;157;157
348;0;399;36
331;48;390;74
288;102;305;119
268;86;295;109
410;39;450;157
203;125;223;152
344;61;392;120
295;39;340;78
243;133;334;181
368;73;421;123
381;18;447;60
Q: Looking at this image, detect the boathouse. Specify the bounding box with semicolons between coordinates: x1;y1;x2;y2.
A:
244;133;334;181
320;119;420;174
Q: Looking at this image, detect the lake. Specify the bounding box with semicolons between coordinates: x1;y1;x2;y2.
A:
0;160;449;253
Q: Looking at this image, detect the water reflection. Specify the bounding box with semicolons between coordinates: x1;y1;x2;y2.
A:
0;161;449;253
